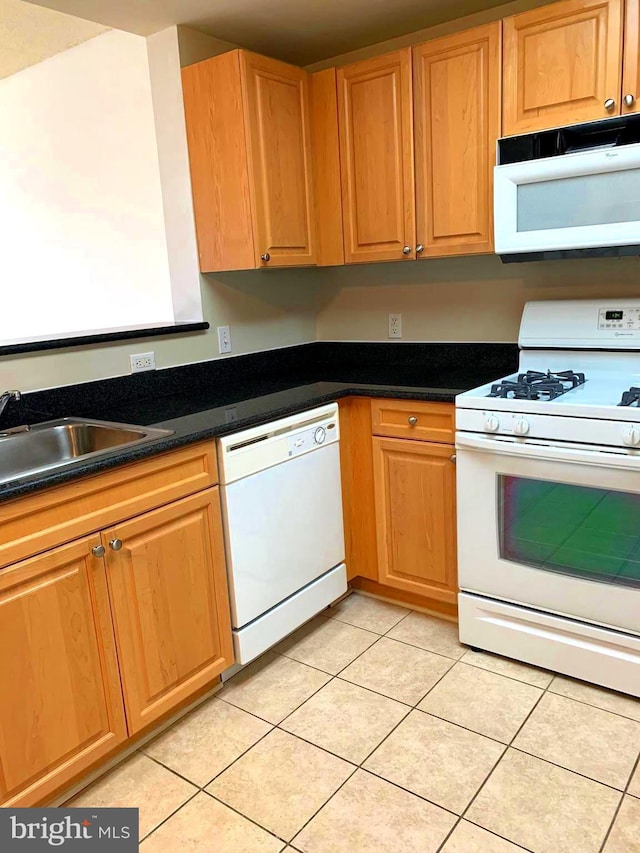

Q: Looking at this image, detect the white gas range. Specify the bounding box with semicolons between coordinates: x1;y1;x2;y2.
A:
455;299;640;697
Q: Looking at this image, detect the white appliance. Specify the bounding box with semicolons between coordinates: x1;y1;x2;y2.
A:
494;115;640;261
456;299;640;696
218;403;346;664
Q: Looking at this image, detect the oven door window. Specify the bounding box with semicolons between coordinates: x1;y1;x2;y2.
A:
499;475;640;588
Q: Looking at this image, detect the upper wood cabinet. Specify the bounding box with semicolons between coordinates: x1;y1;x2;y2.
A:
502;0;624;135
309;69;345;265
0;537;126;807
104;489;234;734
182;49;317;271
413;23;501;257
337;49;416;263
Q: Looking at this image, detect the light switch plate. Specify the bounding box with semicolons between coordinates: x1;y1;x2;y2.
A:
217;325;232;354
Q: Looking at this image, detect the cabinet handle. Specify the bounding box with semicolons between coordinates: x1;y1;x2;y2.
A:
416;244;424;254
450;454;457;463
109;538;123;551
91;544;105;558
604;98;616;110
402;246;412;255
261;253;270;262
624;93;636;107
408;416;418;426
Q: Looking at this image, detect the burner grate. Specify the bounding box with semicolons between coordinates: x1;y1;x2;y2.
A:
488;369;586;401
618;387;640;407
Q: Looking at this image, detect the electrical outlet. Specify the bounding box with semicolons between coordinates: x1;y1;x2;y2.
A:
217;325;232;354
388;313;402;339
129;352;156;372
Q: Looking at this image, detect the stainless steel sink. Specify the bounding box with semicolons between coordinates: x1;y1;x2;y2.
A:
0;418;174;485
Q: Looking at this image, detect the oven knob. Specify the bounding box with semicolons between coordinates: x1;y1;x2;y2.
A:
622;426;640;446
314;426;326;445
513;418;530;436
484;415;500;433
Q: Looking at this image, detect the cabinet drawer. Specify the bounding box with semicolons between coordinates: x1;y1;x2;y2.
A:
0;441;217;569
371;399;455;444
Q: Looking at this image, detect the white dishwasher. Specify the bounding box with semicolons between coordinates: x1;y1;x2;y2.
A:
218;403;346;664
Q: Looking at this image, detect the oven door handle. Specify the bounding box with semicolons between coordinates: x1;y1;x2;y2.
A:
455;431;640;470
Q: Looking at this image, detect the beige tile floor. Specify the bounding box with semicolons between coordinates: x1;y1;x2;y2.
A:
67;593;640;852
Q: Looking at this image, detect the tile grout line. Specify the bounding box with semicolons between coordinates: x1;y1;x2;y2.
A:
433;657;558;853
202;787;294;846
208;608;421;847
132;601;640;851
287;616;433;847
170;624;396;846
286;614;546;852
597;749;640;853
434;656;640;852
287;611;483;848
542;686;640;725
138;789;200;845
212;607;551;849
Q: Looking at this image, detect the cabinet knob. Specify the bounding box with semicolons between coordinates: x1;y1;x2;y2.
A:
402;246;412;255
91;544;105;558
450;454;457;463
109;538;123;551
408;416;418;426
416;244;424;254
261;253;270;262
604;98;616;110
624;93;636;107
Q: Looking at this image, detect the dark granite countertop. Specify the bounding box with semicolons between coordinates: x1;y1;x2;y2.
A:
0;342;517;502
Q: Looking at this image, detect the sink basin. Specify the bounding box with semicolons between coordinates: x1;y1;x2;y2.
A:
0;417;174;485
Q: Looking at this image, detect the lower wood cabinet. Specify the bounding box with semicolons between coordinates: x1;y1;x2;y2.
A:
0;536;127;807
104;489;234;734
372;436;458;606
0;459;234;807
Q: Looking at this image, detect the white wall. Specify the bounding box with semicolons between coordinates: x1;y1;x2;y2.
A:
0;267;322;392
0;25;321;393
0;29;176;344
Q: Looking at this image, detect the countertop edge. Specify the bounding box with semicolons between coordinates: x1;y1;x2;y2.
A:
0;384;462;503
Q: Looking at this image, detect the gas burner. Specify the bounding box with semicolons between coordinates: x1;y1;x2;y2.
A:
488;370;586;401
519;370;586;389
618;387;640;407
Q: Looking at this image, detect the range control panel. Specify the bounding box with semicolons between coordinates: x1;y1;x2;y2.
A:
597;307;640;331
519;299;640;348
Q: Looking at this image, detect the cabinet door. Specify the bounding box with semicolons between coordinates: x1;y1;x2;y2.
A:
503;0;623;135
622;0;640;112
414;24;501;257
0;537;126;806
373;437;457;604
240;51;317;268
337;49;416;263
104;489;234;734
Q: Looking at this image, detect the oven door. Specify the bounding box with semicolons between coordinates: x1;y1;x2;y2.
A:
494;142;640;255
456;432;640;636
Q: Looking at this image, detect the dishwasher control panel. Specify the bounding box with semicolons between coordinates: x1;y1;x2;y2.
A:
218;403;340;484
288;420;336;457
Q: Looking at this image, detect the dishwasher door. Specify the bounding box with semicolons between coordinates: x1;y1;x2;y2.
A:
222;440;345;629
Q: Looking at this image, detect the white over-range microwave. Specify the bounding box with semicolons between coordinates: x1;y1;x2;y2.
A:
494;115;640;262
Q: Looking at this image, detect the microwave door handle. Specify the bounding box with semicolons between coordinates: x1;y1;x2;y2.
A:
455;432;640;470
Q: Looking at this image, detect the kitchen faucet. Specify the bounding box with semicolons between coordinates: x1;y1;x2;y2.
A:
0;390;21;419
